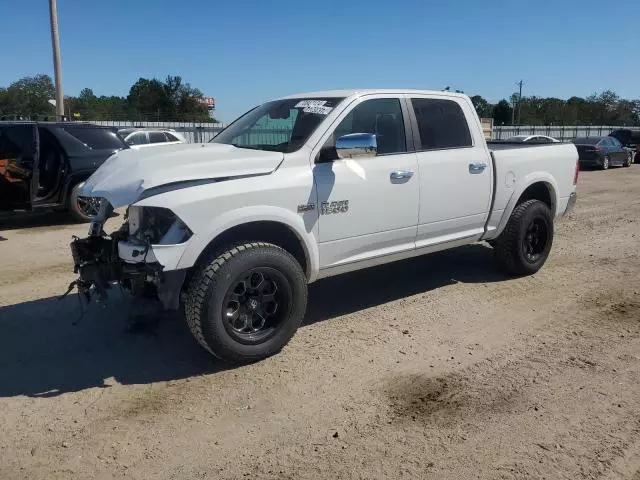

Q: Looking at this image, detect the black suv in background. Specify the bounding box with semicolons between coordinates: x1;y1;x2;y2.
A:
0;122;127;221
609;129;640;164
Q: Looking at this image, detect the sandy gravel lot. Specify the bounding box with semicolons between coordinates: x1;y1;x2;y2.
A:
1;166;639;480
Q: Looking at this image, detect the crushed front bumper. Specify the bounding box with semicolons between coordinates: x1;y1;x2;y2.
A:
70;234;186;310
68;200;189;311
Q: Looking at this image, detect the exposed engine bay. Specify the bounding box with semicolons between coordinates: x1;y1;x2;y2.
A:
67;200;189;312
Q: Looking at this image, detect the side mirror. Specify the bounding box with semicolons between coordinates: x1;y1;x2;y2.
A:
336;133;377;159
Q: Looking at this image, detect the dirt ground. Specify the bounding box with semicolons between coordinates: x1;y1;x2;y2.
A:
0;166;639;480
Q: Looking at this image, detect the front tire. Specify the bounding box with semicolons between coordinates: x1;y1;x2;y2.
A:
601;155;610;170
624;153;631;167
68;182;101;222
493;199;554;276
184;242;307;364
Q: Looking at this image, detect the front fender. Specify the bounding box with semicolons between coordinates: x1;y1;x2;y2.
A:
175;206;320;282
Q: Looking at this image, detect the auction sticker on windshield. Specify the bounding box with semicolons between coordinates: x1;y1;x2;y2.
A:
303;106;333;115
295;100;327;108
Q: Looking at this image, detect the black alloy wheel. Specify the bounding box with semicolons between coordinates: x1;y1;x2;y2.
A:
222;267;291;344
522;217;550;264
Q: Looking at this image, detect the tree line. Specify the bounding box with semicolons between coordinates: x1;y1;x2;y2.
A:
472;91;640;126
1;74;638;126
0;74;216;122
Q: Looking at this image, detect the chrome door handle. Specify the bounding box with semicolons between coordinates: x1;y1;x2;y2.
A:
390;170;414;180
469;162;488;174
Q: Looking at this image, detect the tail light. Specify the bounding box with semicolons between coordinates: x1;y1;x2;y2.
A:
573;159;580;185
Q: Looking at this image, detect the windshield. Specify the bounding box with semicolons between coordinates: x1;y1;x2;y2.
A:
572;137;600;145
211;97;345;153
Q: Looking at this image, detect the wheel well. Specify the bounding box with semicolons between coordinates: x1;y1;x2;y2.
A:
517;182;554;213
64;175;91;207
193;221;309;276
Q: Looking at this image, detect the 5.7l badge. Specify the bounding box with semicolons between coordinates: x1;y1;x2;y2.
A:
320;200;349;215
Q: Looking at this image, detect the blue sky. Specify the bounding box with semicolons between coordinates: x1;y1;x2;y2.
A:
1;0;638;122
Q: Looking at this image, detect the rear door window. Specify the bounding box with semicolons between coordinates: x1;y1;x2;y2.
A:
165;132;179;142
411;98;472;150
61;126;125;150
149;131;167;143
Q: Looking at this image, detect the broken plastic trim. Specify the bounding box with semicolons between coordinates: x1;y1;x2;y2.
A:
127;206;192;245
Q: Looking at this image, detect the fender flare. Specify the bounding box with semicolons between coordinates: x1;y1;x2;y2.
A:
175;205;320;282
495;172;558;238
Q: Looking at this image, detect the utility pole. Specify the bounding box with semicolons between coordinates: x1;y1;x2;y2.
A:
516;80;524;125
48;0;64;120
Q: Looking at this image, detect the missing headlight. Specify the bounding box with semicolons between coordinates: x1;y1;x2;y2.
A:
127;206;192;245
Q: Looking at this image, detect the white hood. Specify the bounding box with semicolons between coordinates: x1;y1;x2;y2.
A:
81;143;284;207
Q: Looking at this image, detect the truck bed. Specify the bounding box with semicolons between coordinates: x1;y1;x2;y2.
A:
487;140;567;151
483;141;578;240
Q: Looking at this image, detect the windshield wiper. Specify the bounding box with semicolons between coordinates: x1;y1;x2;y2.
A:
231;144;286;152
231;144;265;151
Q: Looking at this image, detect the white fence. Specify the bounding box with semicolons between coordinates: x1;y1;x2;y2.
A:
492;125;634;142
92;121;225;143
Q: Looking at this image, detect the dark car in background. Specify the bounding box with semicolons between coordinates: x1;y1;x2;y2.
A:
0;122;127;222
608;128;640;164
571;136;631;170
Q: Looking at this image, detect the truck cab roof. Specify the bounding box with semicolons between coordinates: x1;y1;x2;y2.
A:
278;89;469;101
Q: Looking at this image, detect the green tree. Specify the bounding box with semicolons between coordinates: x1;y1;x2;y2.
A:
127;78;169;120
470;95;491;118
493;99;512;125
0;74;56;119
125;76;212;121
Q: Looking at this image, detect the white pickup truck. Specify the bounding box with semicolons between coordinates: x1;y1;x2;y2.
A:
71;89;578;363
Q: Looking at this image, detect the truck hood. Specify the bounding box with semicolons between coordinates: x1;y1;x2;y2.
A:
80;143;284;207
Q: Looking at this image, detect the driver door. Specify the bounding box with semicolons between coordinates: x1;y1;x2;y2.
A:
313;96;419;272
0;123;40;211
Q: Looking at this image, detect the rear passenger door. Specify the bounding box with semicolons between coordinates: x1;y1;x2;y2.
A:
609;137;627;164
409;96;493;247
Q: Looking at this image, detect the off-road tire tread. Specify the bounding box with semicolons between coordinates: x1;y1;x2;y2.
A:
184;242;306;363
493;199;552;276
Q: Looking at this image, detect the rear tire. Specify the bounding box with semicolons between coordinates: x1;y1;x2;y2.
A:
624;153;631;167
601;156;610;170
184;242;307;364
493;199;554;276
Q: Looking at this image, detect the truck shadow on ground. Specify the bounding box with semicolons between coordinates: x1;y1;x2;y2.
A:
0;244;505;398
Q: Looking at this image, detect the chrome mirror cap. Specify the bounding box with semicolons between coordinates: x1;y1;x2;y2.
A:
336;133;377;159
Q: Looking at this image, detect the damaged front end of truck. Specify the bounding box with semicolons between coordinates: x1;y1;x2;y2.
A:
64;141;285;319
68;199;191;314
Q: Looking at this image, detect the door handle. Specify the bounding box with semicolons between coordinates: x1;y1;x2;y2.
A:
390;170;414;180
468;162;488;174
